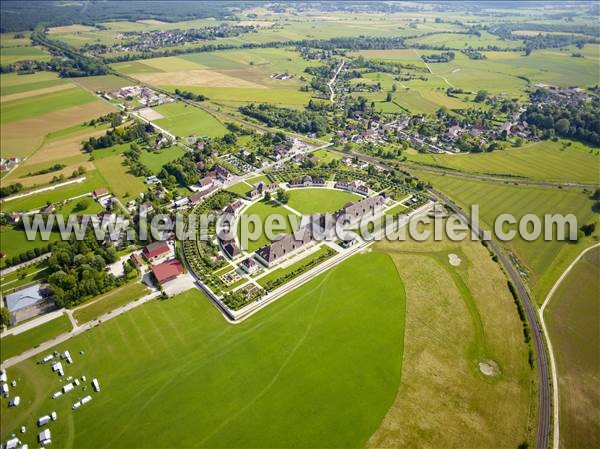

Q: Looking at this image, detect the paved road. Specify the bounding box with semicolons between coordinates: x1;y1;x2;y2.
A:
431;187;551;449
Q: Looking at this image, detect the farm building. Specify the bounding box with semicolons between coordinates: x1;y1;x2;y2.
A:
151;259;184;285
142;241;171;264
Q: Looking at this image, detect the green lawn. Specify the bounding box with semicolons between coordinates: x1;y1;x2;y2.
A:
138;146;185;174
415;170;599;302
238;199;300;252
0;253;406;448
313;149;343;165
152;102;228;138
0;225;61;261
0;86;98;124
406;140;600;184
226;181;253;196
545;246;600;449
93;154;147;201
287;188;361;214
73;282;150;324
257;245;336;289
1;170;107;213
0;314;72;363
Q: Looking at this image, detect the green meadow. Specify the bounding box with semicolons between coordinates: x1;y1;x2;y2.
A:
73;282;150;324
0;253;406;448
152;102;228;138
138;146;186;174
287;188;361;214
238;199;300;251
0;71;68;96
0;45;51;65
413;170;599;302
406;140;600;184
0;314;72;363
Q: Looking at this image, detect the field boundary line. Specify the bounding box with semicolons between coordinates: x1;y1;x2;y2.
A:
539;242;600;449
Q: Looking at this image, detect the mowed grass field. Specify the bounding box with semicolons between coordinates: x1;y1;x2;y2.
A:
0;253;407;448
369;231;534;448
286;188;361;214
0;314;72;363
545;245;600;449
414;170;599;302
152;102;228;138
138;146;186;174
73;282;150;324
238;199;300;251
406;140;600;184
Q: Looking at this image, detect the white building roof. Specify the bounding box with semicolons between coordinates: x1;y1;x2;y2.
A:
5;284;44;312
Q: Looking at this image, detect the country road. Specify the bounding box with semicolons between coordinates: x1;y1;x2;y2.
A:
328;61;345;103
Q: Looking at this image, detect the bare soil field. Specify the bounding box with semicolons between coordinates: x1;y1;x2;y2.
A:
137;107;164;120
1;101;115;159
133;69;265;88
23;127;108;165
47;24;96;34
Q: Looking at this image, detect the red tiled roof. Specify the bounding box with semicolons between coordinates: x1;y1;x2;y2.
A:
151;259;184;284
143;241;170;259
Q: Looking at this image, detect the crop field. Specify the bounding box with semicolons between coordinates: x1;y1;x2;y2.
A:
238;199;300;251
412;170;599;302
369;230;534;448
72;75;133;92
0;253;407;448
1;86;98;124
406;140;600;183
545;246;600;449
0;45;51;65
152;102;228;138
1;99;115;159
73;282;150;324
111;48;317;107
0;72;69;97
286;188;361;214
138;146;186;174
0;314;72;363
